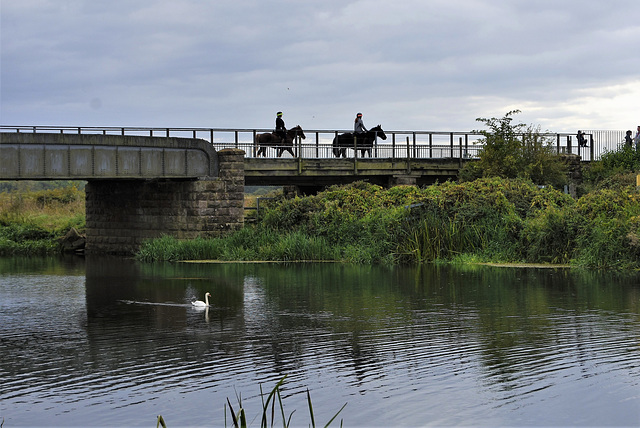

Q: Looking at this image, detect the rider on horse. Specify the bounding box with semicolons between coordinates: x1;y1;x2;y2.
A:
354;112;367;144
275;111;287;144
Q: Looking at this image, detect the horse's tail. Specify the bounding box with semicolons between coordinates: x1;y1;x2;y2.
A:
332;136;341;157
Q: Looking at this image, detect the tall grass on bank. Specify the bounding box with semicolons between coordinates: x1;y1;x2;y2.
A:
156;376;346;428
138;179;640;269
0;185;85;255
136;229;340;262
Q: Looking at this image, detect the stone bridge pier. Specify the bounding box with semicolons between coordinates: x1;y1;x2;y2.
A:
85;148;245;254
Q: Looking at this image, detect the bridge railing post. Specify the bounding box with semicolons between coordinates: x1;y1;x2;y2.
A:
406;136;411;174
353;134;358;174
412;133;417;158
429;132;433;159
298;135;303;174
449;133;454;158
392;133;396;159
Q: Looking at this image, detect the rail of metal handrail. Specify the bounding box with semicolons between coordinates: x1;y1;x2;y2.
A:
0;125;623;161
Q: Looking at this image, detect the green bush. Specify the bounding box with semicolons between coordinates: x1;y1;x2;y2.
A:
135;177;640;269
460;110;568;188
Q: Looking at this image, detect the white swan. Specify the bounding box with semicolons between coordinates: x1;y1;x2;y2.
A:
192;292;211;307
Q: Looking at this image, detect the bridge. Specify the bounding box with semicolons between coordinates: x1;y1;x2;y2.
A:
0;126;611;253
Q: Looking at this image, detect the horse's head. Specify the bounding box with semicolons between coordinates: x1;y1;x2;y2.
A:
291;125;306;139
371;125;387;140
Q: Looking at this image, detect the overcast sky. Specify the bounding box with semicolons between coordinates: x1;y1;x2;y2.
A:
2;0;639;133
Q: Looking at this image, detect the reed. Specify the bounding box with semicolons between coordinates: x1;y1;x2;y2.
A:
157;376;346;427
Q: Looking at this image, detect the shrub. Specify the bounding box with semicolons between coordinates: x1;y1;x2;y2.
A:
460;110;568;188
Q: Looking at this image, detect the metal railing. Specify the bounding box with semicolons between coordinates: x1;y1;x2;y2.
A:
1;125;626;161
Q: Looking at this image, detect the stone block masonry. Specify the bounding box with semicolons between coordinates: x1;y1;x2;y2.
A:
85;148;245;255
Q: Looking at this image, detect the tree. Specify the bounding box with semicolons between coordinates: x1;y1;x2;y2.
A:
459;110;568;188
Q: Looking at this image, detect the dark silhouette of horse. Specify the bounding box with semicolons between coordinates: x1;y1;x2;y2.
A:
254;125;306;157
332;125;387;158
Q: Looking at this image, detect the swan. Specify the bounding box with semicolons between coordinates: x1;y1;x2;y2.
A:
192;292;211;307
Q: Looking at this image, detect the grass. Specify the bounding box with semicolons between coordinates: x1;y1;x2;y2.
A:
138;178;640;269
4;177;640;270
157;376;346;428
0;184;85;255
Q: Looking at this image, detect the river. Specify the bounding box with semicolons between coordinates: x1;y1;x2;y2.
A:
1;256;639;427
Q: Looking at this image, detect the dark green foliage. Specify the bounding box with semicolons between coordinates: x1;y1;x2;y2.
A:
138;177;640;269
582;144;640;192
460;110;568;188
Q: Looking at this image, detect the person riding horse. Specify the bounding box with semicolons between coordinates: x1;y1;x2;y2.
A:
275;112;287;144
354;112;367;143
255;125;306;157
332;124;387;158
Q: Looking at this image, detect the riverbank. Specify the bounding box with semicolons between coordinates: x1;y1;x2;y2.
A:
0;184;85;255
2;177;639;269
138;178;640;270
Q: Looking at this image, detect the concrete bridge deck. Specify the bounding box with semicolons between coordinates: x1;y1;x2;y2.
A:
0;133;218;180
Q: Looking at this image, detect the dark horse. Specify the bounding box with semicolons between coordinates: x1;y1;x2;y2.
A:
254;125;306;157
332;125;387;158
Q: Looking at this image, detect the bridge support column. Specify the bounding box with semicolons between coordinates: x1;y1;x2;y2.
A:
389;175;417;187
85;148;245;255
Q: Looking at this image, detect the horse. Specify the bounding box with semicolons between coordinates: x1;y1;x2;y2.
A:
254;125;306;157
332;125;387;158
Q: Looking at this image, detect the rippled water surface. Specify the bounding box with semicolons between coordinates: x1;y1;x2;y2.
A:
1;256;639;427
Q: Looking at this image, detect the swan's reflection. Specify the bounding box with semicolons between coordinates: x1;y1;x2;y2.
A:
191;304;210;322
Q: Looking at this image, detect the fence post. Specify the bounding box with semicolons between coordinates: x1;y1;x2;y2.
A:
406;136;411;174
252;130;257;157
464;134;469;159
567;136;572;154
315;132;319;158
392;133;396;159
429;133;433;158
412;132;417;158
298;135;302;174
449;132;454;158
354;134;358;174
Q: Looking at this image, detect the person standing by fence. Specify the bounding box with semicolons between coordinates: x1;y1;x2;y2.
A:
625;130;633;147
635;125;640;150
